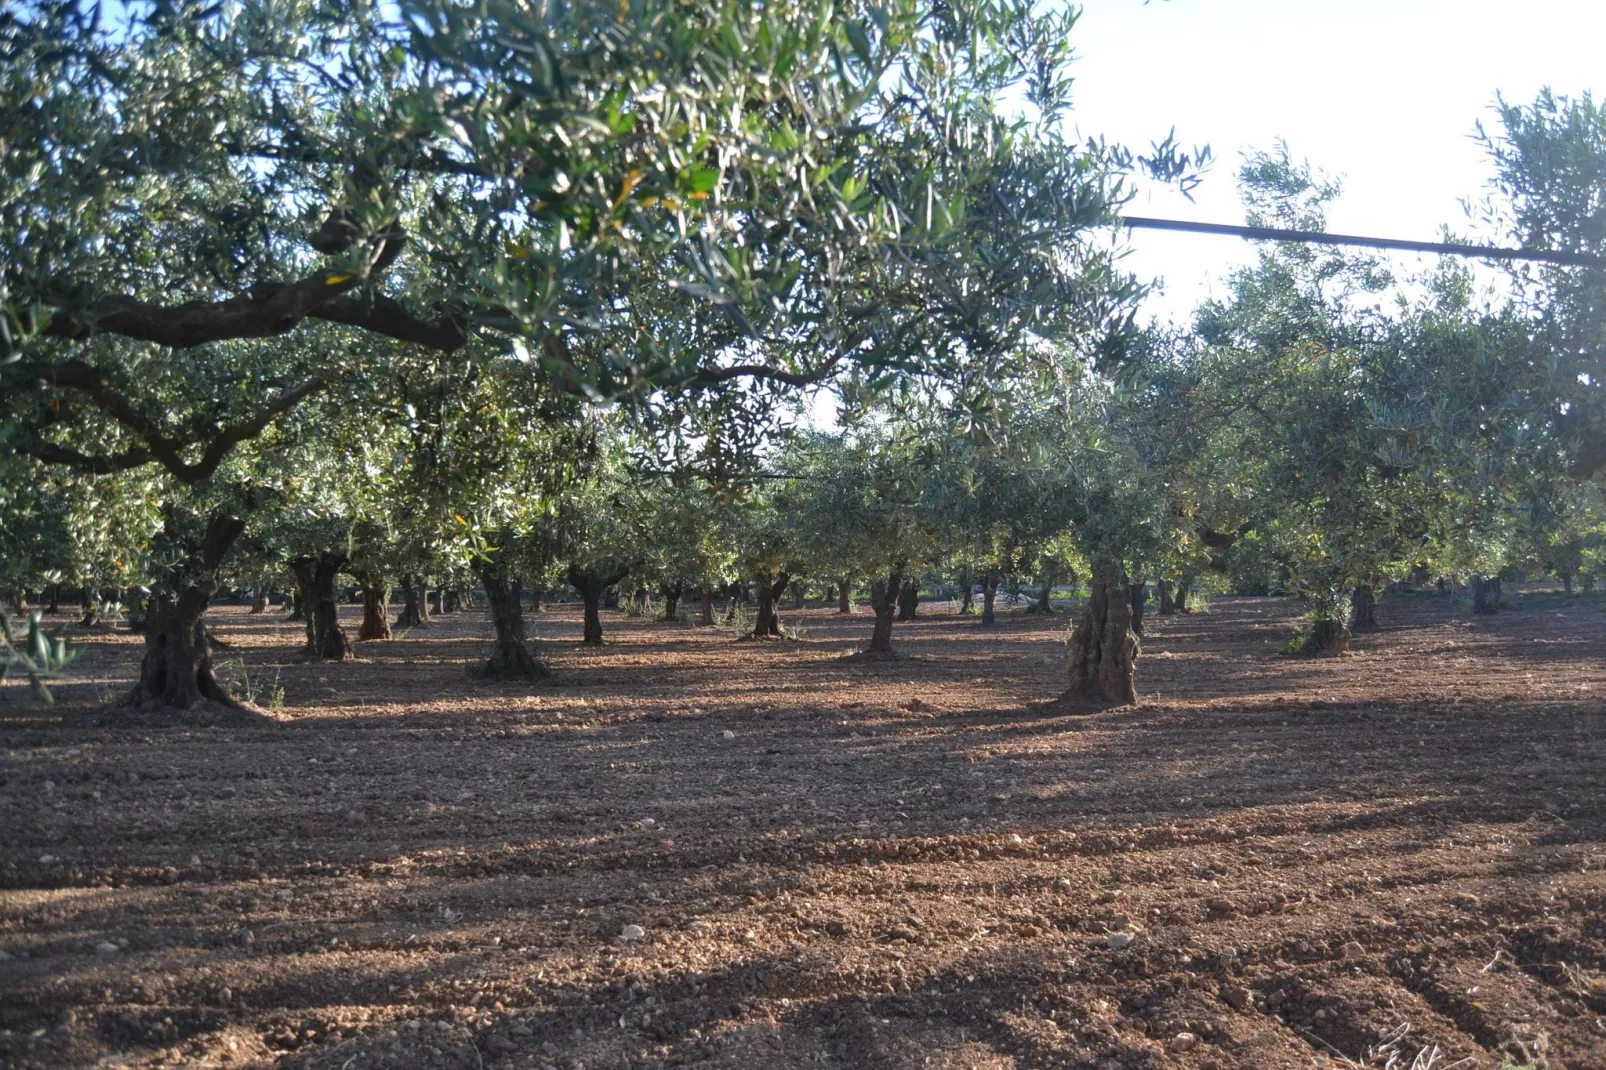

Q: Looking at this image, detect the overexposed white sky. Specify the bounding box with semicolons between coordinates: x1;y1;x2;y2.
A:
1069;0;1606;322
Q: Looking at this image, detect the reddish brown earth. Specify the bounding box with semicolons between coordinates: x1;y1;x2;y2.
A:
2;591;1604;1070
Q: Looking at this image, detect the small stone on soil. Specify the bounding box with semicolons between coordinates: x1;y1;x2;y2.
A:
1168;1031;1199;1052
95;942;120;955
1221;986;1250;1010
721;730;735;740
1340;940;1365;958
620;924;645;941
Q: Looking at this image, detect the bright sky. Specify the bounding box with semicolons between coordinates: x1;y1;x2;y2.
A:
1069;0;1606;323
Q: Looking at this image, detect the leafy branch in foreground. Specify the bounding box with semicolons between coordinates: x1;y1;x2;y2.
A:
0;611;79;704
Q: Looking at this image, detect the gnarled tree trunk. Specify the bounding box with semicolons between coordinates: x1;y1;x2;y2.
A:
959;574;974;616
1174;577;1194;614
1128;582;1146;638
292;554;351;660
865;568;902;654
752;574;789;638
356;575;391;641
659;582;683;621
981;574;998;625
838;578;853;614
1027;573;1056;614
395;576;426;627
570;567;628;646
249;590;268;614
1470;574;1501;615
285;584;306;622
1349;585;1378;630
896;578;919;621
697;587;715;626
126;513;249;710
79;589;99;628
1157;579;1176;615
480;566;546;678
1064;579;1139;706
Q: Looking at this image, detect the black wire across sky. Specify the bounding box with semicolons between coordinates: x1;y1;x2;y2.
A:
1121;216;1605;269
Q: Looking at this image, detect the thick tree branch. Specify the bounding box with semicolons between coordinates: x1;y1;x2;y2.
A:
25;360;327;483
308;294;471;351
39;251;469;353
17;440;155;474
44;271;366;350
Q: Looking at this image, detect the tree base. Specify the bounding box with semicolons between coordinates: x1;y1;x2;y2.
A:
76;697;273;729
841;647;905;662
482;640;550;680
1282;618;1351;655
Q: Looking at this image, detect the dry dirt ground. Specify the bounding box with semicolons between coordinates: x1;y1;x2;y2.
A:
2;592;1605;1070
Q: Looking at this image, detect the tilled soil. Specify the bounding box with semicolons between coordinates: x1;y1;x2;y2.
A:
2;592;1604;1070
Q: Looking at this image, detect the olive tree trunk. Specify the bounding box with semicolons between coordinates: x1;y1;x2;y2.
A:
697;587;715;626
838;578;853;614
659;582;684;622
356;575;392;641
249;590;268;614
569;567;628;646
1064;579;1139;706
126;513;249;710
480;566;546;678
1471;574;1502;615
980;575;998;625
1174;577;1194;614
896;578;919;621
1128;582;1146;638
752;574;789;638
395;575;426;628
291;554;351;660
865;568;902;654
1157;579;1176;615
1349;585;1378;630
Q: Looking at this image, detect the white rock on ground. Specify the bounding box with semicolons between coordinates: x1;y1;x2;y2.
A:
95;942;120;955
620;925;645;941
1168;1032;1199;1053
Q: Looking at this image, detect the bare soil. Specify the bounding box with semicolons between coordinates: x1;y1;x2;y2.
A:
2;592;1604;1070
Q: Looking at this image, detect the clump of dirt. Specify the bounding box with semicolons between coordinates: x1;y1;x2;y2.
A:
2;590;1604;1069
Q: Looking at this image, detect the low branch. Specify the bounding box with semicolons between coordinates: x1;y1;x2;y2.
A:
308;294;470;351
25;360;328;483
17;440;154;474
44;271;365;350
41;262;474;354
182;378;329;482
